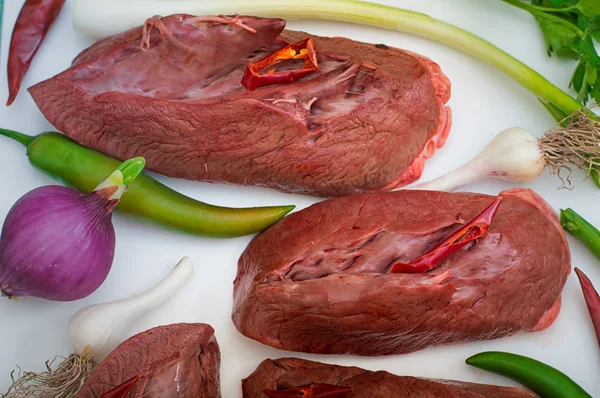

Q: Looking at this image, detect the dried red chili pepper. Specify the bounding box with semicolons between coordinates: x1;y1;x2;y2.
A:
262;383;353;398
391;197;503;274
574;267;600;349
6;0;66;106
100;375;140;398
241;38;319;90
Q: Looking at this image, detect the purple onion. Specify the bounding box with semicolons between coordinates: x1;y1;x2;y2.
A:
0;186;114;301
0;157;145;301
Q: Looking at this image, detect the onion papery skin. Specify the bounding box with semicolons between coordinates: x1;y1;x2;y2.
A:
0;186;115;301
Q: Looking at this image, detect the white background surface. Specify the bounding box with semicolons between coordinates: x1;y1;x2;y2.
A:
1;0;599;396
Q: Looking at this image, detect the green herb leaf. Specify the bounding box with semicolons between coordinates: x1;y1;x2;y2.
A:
571;60;586;92
588;14;600;35
579;36;600;67
537;16;581;56
578;13;591;30
586;64;598;84
591;75;600;103
590;16;600;43
534;0;575;6
577;0;600;18
505;0;599;105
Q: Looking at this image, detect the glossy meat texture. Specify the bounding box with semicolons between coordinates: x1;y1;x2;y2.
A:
29;15;451;197
232;189;570;356
242;358;536;398
77;323;221;398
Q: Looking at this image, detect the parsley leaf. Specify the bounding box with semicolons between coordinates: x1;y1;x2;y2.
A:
588;14;600;35
591;78;600;103
578;0;600;18
533;0;576;6
577;37;599;66
537;15;581;56
503;0;600;105
568;33;600;102
571;61;586;93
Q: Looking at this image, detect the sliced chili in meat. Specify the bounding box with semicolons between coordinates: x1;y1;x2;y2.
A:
100;375;140;398
391;197;502;273
7;0;66;106
241;37;319;90
262;383;353;397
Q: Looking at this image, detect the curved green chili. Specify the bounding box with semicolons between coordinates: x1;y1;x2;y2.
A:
466;351;592;398
0;128;295;237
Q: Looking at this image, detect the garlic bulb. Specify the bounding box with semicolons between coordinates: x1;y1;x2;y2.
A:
411;128;545;192
69;256;194;361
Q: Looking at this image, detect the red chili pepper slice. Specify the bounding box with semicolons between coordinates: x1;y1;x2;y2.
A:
100;375;140;398
241;38;319;90
391;197;503;274
574;267;600;349
7;0;66;106
262;383;353;398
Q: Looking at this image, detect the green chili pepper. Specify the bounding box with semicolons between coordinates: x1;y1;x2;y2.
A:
592;166;600;189
0;128;295;237
560;208;600;261
466;352;592;398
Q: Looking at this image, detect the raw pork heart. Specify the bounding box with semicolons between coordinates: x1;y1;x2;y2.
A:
77;323;220;397
242;357;536;398
29;14;451;197
232;188;570;355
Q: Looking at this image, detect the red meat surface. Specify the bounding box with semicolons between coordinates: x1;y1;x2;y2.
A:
233;189;569;355
77;323;221;397
29;15;450;197
242;358;536;398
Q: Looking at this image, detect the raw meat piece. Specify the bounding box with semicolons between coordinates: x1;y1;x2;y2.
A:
29;14;451;197
232;188;569;355
242;357;536;398
77;323;221;397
